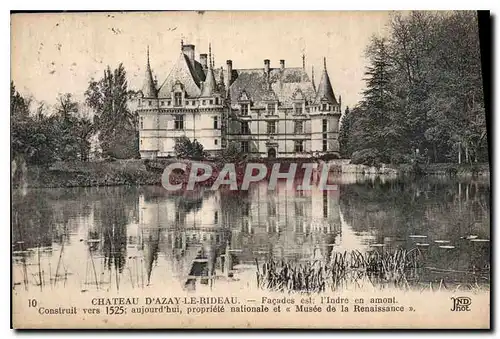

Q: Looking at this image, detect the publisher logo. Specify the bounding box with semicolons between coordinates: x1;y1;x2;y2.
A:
450;297;471;312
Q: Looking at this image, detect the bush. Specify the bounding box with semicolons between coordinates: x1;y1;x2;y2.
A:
351;148;381;167
320;152;341;161
174;137;207;160
220;142;245;164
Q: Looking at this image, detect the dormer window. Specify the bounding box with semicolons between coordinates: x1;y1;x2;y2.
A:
322;103;328;111
174;93;182;107
295;104;303;114
241;104;249;116
267;103;275;114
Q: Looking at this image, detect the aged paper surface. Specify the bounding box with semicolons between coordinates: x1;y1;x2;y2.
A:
11;11;490;329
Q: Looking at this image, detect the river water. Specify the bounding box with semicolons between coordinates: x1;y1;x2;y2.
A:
12;175;490;294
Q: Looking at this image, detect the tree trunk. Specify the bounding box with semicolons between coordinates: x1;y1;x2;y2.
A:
458;142;462;164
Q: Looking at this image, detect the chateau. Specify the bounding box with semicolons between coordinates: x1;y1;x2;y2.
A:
133;42;342;159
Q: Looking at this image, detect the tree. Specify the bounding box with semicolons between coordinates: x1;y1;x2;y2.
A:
11;82;30;119
339;106;353;158
85;64;139;159
174;137;207;160
344;11;487;165
220;142;245;163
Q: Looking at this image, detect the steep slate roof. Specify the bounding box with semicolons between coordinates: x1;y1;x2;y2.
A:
217;67;316;107
157;52;204;98
142;47;157;98
315;58;337;104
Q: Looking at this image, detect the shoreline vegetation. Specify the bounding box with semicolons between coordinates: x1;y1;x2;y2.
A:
256;248;490;293
11;158;490;189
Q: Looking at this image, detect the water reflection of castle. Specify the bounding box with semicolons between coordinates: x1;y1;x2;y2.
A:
130;183;342;285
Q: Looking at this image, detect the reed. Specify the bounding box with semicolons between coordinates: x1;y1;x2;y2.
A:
256;248;422;293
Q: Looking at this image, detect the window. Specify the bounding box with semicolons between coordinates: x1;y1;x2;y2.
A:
322;119;328;132
209;99;213;105
267;103;275;113
140;139;143;146
294;121;303;134
174;92;182;106
174;115;184;130
295;140;304;153
214;139;218;145
323;139;328;151
148;100;152;106
140;117;144;129
167;101;171;106
295;202;304;217
295;104;303;114
214;211;218;224
322;103;328;111
242;203;250;216
202;100;206;105
213;116;219;129
241;121;250;135
215;97;219;105
242;219;249;233
240;103;249;115
267;200;276;216
161;101;164;106
267;121;276;134
241;141;249;153
323;191;328;218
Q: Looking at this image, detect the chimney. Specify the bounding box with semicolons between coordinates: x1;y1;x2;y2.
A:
226;59;233;89
182;44;195;65
200;54;208;70
264;59;270;74
280;59;285;70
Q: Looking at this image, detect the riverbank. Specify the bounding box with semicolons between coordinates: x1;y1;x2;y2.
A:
11;159;490;189
14;159;162;188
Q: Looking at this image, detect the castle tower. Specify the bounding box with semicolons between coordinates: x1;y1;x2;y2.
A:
142;46;157;98
310;58;341;156
200;65;217;97
315;58;337;106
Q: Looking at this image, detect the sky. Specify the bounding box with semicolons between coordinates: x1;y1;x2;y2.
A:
11;11;392;111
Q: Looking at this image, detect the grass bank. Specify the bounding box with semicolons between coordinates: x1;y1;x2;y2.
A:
13;159;162;188
11;159;490;189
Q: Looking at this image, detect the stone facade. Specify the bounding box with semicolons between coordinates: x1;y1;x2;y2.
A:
132;43;342;159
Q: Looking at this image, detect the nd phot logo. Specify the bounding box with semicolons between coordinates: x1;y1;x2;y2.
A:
450;297;471;312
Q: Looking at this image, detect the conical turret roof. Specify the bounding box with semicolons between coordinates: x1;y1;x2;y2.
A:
200;66;217;97
142;47;157;98
315;58;337;104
